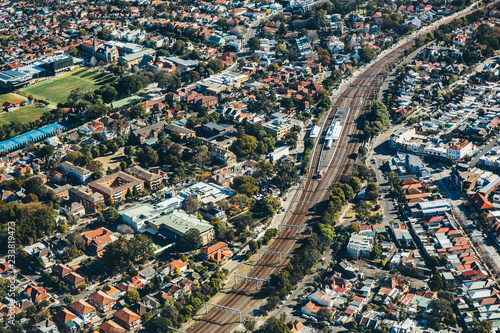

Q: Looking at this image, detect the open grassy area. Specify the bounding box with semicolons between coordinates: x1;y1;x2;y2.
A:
20;67;116;105
0;104;50;125
0;93;26;106
107;95;143;109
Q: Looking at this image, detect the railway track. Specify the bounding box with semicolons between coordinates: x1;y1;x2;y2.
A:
185;7;481;331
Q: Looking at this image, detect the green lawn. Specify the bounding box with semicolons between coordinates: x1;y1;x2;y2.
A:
107;95;143;109
20;67;116;105
0;93;26;106
0;104;50;125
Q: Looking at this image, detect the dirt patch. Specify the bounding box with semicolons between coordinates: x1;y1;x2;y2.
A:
95;147;125;170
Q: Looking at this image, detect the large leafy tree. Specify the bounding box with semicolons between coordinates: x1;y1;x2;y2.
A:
232;135;258;157
273;160;299;191
102;235;155;271
232;176;259;197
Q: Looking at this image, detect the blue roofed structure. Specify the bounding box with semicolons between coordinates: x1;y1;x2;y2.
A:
0;123;66;152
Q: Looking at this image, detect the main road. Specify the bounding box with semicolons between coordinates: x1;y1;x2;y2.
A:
185;4;483;332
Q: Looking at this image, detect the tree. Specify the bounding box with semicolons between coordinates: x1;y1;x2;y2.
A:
115;75;143;95
254;160;274;179
280;97;294;109
365;182;380;201
97;84;118;103
358;145;367;156
67;45;78;56
265;296;281;312
103;207;119;224
273;160;299;191
183;228;202;249
339;183;354;201
156;72;181;92
359;46;377;63
172;40;185;54
232;135;258;157
348;222;360;233
125;290;140;304
98;28;112;40
64;295;74;304
24;177;47;198
148;317;173;333
243;317;257;332
349;177;362;192
182;196;201;214
261;315;292;332
318;307;333;321
470;319;493;333
136;146;159;167
428;274;444;291
129;104;147;119
124;146;135;156
248;37;261;50
232;176;259;196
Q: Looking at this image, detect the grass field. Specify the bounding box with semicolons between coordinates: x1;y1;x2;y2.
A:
21;67;116;105
108;95;143;109
0;104;50;125
0;93;26;106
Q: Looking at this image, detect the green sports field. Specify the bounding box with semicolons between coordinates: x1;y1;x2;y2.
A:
0;104;50;125
20;67;116;105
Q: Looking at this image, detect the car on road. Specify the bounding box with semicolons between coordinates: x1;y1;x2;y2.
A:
310;317;318;322
302;314;310;319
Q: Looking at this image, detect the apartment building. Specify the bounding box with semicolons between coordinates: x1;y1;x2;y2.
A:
128;166;162;190
88;171;144;201
60;161;92;183
346;234;374;259
68;185;104;213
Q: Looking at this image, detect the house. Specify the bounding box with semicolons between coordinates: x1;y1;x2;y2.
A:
53;308;83;333
2;99;23;110
138;266;156;281
34;319;59;333
301;301;324;317
68;300;96;322
113;308;142;331
472;193;493;211
64;272;86;290
201;242;233;263
82;227;114;254
169;259;188;275
23;285;50;304
88;291;116;313
100;321;127;333
52;264;72;277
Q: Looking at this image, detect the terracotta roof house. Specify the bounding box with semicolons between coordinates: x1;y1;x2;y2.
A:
64;272;86;290
52;263;73;277
169;259;188;274
472;193;493;211
100;320;127;333
69;300;96;322
54;308;82;332
23;285;50;304
82;227;114;254
88;290;116;313
102;285;121;298
113;308;142;331
201;242;233;263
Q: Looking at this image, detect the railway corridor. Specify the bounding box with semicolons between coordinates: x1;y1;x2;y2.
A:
183;29;431;332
